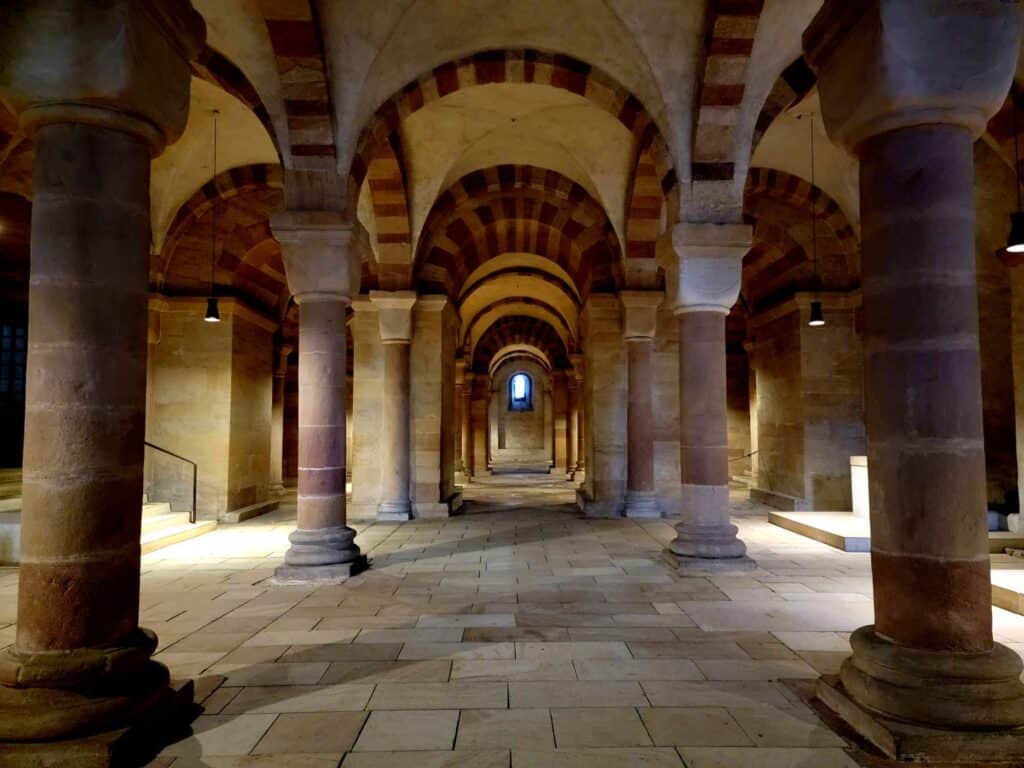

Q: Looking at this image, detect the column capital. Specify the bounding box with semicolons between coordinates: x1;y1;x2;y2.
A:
619;291;663;341
369;290;417;343
671;223;751;315
0;0;205;155
805;0;1021;153
272;211;361;304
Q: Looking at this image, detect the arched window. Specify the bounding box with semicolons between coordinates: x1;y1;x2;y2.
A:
509;372;533;412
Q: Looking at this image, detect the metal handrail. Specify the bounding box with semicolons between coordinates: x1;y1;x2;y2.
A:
729;450;759;463
144;441;197;524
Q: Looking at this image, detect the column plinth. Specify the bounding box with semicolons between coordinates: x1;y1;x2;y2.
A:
0;0;204;753
272;214;366;584
669;224;752;568
806;0;1024;751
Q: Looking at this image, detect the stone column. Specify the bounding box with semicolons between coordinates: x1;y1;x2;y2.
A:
669;223;751;565
572;354;586;478
621;291;663;517
272;212;366;584
806;0;1024;741
370;291;416;520
269;344;293;496
566;374;579;480
543;382;554;469
0;0;204;749
454;360;467;482
461;371;475;479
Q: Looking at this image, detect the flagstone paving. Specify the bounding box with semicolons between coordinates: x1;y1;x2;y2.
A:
3;474;1024;767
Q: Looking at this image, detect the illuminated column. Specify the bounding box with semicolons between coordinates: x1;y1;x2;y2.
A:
807;0;1024;745
566;374;579;479
454;360;468;482
269;343;292;495
669;223;751;564
621;291;663;518
370;291;416;520
272;212;366;584
462;371;475;479
572;354;585;477
0;0;204;748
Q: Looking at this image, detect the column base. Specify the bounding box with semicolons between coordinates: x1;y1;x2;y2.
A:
670;522;748;560
624;491;660;519
834;626;1024;731
0;651;184;741
377;499;412;522
817;673;1024;763
276;528;364;573
273;557;368;585
0;674;192;767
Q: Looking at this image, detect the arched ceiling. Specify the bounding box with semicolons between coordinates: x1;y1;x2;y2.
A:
415;165;624;299
742;168;859;312
316;0;701;190
472;315;570;373
151;76;279;253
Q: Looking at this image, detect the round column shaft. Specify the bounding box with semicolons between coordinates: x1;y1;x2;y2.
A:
805;0;1024;734
269;345;290;494
0;0;204;743
621;291;662;517
670;311;746;559
379;341;412;518
566;378;579;479
460;375;473;480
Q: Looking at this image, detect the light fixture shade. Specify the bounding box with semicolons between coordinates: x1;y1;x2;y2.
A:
808;299;825;327
1009;211;1024;253
204;297;221;323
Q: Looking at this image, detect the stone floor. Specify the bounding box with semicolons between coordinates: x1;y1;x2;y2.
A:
3;475;1024;767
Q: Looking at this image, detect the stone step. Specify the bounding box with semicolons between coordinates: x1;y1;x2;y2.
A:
142;501;172;519
141;518;216;555
140;512;192;535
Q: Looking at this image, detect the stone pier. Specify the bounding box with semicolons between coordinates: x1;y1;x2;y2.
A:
0;0;205;759
271;212;366;584
807;0;1024;757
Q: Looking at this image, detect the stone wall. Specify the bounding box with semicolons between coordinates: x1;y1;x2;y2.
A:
653;306;681;513
146;298;275;519
727;349;751;476
579;295;627;516
350;299;384;515
975;141;1019;508
749;294;864;510
490;359;550;470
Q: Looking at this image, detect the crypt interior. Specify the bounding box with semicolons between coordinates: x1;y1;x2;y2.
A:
5;0;1024;765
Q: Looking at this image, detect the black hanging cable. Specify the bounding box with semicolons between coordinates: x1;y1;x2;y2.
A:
205;110;222;322
807;113;824;326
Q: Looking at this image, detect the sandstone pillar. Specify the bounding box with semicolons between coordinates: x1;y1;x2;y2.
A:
669;223;751;565
269;344;292;496
566;374;579;480
454;360;468;482
0;0;204;751
370;292;416;520
572;354;586;479
472;376;492;477
621;291;663;517
272;212;366;583
462;371;475;479
806;0;1024;746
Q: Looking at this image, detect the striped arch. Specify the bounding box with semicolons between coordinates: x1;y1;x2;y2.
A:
348;49;677;210
742;167;860;310
471;316;570;373
750;56;817;158
191;43;281;158
261;0;336;166
624;144;665;261
986;84;1024;181
489;346;552;376
416;165;623;298
692;0;766;181
154;164;288;316
365;135;412;289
